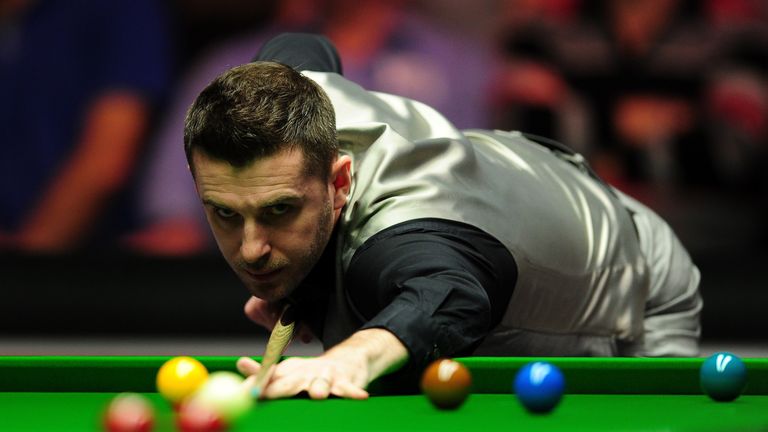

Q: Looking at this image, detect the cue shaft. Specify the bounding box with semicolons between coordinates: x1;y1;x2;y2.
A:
250;303;297;399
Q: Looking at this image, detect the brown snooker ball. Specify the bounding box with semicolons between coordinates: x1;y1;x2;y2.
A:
420;359;472;409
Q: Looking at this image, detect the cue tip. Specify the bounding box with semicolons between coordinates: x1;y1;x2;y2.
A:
251;387;262;399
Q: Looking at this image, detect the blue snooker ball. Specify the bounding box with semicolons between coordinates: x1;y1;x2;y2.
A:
700;352;747;402
513;361;565;413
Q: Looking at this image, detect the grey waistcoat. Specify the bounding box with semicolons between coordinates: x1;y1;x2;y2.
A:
303;72;649;356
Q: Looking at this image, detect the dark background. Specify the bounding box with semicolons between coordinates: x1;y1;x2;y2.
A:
1;0;766;346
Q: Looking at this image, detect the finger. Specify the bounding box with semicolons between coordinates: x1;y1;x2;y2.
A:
236;357;261;377
331;381;369;400
308;374;333;400
261;374;305;400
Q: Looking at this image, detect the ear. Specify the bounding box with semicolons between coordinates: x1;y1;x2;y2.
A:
329;155;352;211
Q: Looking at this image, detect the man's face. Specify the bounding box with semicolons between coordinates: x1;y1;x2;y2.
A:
192;149;347;302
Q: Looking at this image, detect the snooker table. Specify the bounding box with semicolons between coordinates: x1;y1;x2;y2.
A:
0;356;767;431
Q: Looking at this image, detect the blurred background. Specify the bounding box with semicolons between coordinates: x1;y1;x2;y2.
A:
1;0;766;356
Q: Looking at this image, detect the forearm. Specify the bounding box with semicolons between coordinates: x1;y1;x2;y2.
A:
17;92;148;250
324;328;409;384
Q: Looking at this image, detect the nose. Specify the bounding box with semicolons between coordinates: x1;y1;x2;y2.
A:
240;221;271;265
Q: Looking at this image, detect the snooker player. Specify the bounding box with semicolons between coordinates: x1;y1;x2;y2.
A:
182;33;702;400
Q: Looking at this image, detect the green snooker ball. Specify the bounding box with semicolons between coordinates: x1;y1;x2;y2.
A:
700;352;747;402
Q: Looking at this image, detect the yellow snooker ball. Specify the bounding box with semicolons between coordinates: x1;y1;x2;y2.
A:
156;356;209;404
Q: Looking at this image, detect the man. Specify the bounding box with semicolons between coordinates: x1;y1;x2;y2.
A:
183;34;702;400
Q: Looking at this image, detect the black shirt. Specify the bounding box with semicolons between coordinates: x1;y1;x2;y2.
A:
290;218;517;373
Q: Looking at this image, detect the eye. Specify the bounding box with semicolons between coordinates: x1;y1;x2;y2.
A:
268;204;291;216
214;206;237;219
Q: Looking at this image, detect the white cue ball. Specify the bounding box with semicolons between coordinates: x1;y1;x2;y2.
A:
189;371;253;423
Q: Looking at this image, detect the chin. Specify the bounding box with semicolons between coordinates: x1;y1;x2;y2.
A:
244;280;292;302
255;289;286;303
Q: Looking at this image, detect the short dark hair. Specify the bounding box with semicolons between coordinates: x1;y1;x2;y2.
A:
184;61;337;178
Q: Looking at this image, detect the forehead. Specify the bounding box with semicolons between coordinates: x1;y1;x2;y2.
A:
192;149;311;200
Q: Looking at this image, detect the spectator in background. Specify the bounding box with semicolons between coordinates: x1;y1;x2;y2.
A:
494;0;718;191
321;0;495;129
489;0;586;153
703;0;768;191
0;0;171;251
128;0;497;255
703;0;768;245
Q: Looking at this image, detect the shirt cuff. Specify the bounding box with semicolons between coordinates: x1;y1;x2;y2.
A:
359;300;468;371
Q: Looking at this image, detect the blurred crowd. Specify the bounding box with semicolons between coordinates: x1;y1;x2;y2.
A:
1;0;766;255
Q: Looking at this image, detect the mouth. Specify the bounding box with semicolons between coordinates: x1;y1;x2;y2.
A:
243;268;283;283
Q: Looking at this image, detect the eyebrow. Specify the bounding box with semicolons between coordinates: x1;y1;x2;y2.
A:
202;198;227;208
260;193;303;207
202;193;304;210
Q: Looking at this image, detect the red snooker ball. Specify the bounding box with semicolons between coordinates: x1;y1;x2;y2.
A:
177;399;228;432
103;393;155;432
420;359;472;410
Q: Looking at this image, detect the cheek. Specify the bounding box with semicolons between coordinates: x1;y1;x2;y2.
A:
283;205;332;254
281;221;320;254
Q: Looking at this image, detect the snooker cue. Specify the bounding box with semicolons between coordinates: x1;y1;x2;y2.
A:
249;303;297;399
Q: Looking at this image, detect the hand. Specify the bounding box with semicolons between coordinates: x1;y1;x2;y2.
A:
237;354;370;400
244;297;315;343
243;297;281;331
237;328;408;401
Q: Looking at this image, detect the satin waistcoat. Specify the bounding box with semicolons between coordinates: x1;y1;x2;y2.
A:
303;71;649;354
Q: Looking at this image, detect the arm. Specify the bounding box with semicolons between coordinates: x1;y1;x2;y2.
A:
238;220;516;399
347;221;516;370
15;92;149;251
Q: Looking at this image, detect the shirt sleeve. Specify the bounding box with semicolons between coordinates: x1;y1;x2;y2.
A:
344;219;517;372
